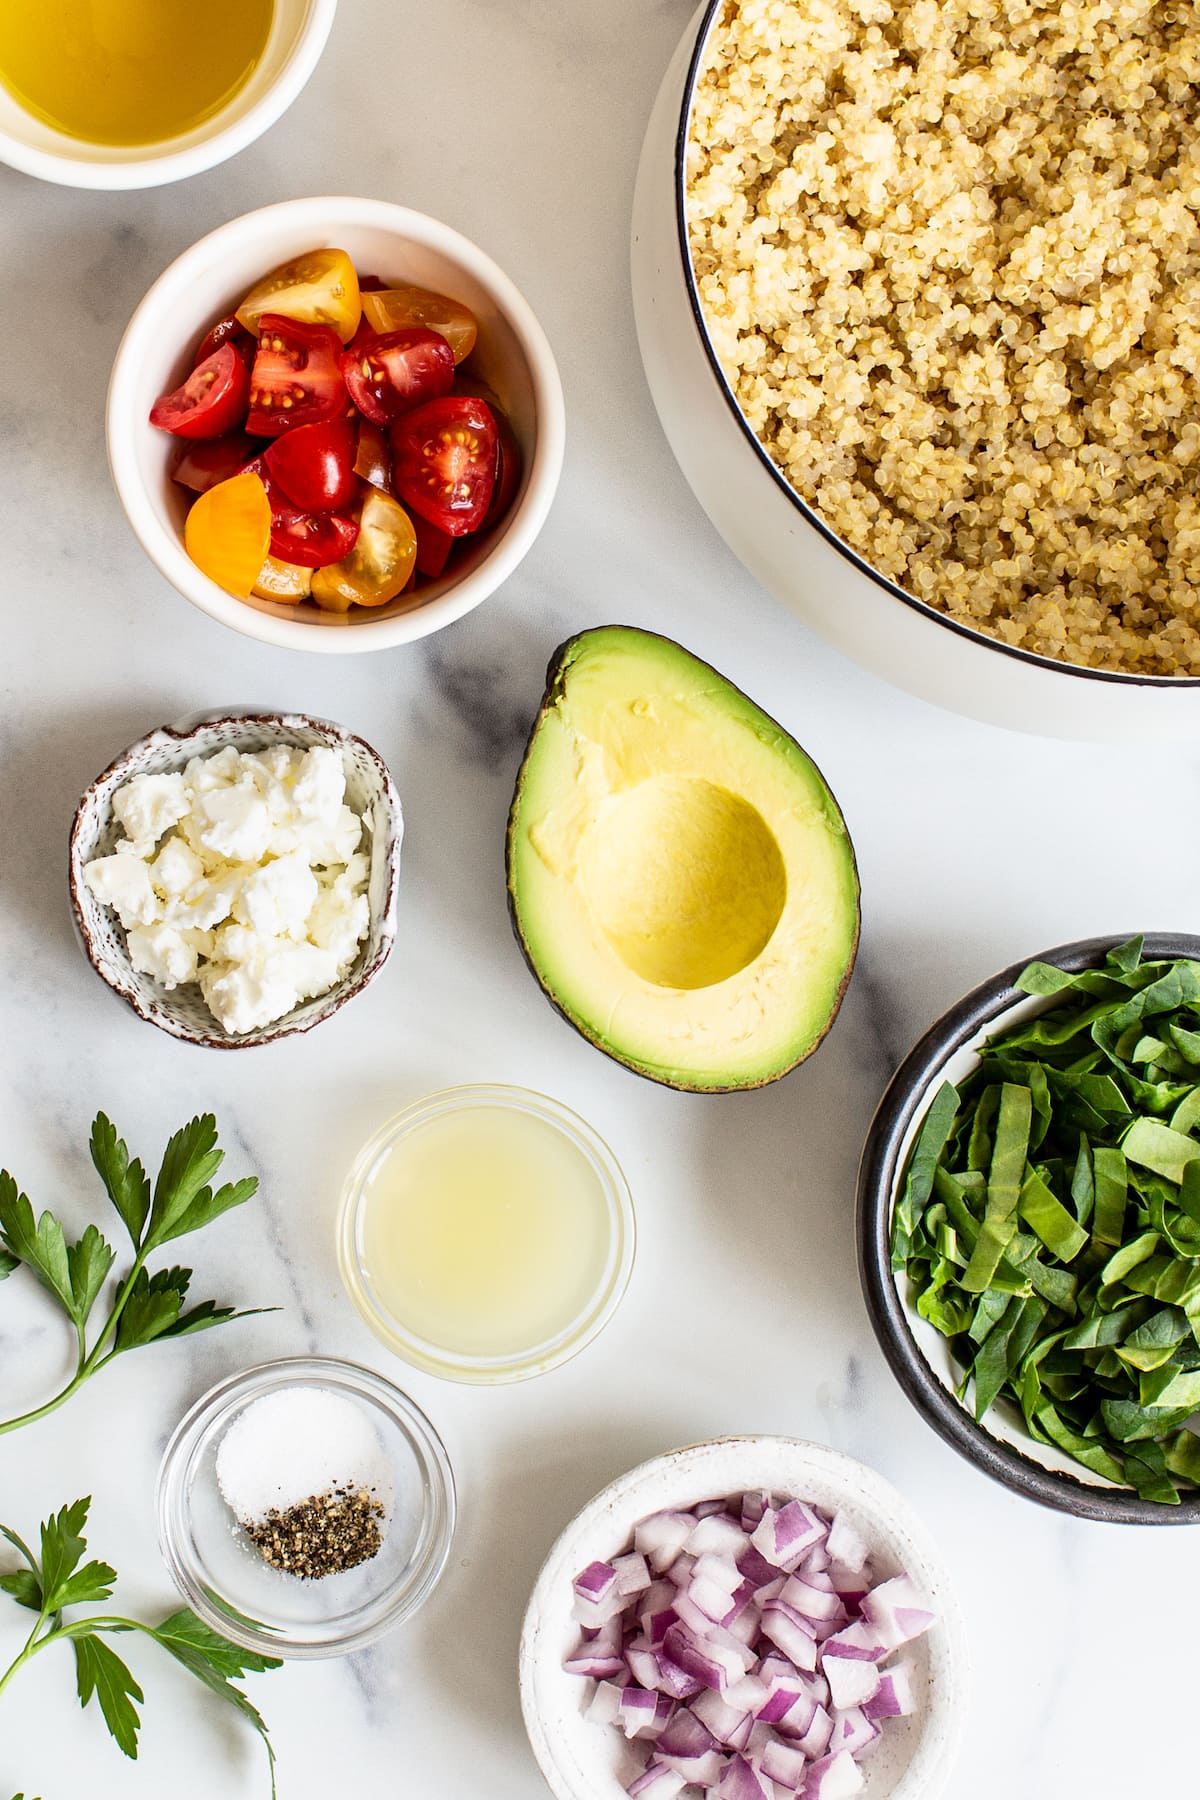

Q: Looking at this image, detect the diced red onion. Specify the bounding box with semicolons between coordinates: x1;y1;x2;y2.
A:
615;1552;652;1597
826;1514;869;1575
862;1661;915;1722
760;1733;810;1789
860;1575;936;1650
825;1654;881;1712
715;1754;771;1800
575;1559;618;1601
635;1512;696;1573
627;1761;686;1798
828;1707;880;1759
802;1749;865;1798
692;1689;752;1747
567;1492;934;1800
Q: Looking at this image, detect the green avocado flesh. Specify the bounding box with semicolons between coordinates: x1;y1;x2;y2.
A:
506;626;860;1092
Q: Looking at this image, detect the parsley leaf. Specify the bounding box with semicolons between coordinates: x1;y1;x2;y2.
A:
145;1115;225;1247
0;1111;268;1438
1;1500;278;1792
0;1177;74;1317
73;1634;144;1758
88;1114;150;1245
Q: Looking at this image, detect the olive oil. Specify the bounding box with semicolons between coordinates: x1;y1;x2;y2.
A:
358;1102;615;1363
0;0;275;147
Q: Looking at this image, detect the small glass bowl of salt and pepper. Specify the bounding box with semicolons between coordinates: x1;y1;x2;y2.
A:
156;1355;455;1658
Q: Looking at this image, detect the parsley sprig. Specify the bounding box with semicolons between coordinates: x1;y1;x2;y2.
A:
0;1113;271;1436
0;1498;279;1792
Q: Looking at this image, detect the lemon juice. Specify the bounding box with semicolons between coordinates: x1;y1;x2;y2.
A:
0;0;274;147
350;1092;628;1371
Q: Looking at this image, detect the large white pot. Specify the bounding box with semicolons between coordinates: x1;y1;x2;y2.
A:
631;2;1200;742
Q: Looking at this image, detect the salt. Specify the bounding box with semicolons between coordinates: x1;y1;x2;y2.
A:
216;1387;393;1526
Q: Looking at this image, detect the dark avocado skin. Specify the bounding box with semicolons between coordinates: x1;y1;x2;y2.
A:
504;626;861;1094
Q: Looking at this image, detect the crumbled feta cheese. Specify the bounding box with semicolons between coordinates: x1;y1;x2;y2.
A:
125;923;200;989
232;851;318;937
85;742;373;1035
151;837;202;898
84;853;160;928
110;772;190;853
193;781;274;863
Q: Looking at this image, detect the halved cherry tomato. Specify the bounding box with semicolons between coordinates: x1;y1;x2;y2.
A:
264;417;358;512
252;556;313;602
194;314;256;369
390;396;498;535
413;513;455;579
361;285;477;363
149;345;250;440
171;430;262;494
268;498;359;569
184;470;271;598
310;488;417;611
487;406;523;526
235;248;362;343
247;315;347;437
340;327;455;427
354;418;391;492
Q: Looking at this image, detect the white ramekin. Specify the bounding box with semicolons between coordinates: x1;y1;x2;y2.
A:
0;0;337;189
106;196;566;653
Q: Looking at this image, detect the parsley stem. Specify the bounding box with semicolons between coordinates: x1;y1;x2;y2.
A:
0;1367;91;1438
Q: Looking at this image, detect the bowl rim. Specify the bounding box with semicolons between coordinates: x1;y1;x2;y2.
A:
519;1433;968;1800
0;0;337;190
105;195;566;652
67;707;402;1048
856;931;1200;1524
672;1;1200;693
336;1081;636;1383
155;1353;456;1658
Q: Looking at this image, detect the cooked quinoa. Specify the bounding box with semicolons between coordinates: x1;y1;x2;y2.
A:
686;0;1200;675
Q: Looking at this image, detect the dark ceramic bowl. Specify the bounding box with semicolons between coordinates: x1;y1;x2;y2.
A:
858;933;1200;1525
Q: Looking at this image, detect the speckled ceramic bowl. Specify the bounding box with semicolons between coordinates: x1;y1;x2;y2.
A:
68;709;401;1047
858;933;1200;1524
519;1436;967;1800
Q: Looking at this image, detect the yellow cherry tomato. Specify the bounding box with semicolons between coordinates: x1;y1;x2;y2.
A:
360;284;477;363
184;471;271;599
235;248;362;344
310;488;417;612
251;556;312;603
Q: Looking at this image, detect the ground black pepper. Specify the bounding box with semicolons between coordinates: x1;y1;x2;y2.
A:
243;1484;385;1578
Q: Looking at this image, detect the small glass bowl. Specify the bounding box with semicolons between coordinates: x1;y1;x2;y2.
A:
337;1084;636;1385
157;1356;455;1659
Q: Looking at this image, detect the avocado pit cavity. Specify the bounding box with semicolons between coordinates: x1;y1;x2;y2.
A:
581;775;786;990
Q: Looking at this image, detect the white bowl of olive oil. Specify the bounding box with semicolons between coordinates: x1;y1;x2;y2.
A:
0;0;335;188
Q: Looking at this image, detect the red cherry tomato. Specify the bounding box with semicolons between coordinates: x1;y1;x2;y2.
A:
452;375;523;528
268;499;360;569
340;328;455;427
172;430;263;493
264;418;359;512
354;418;391;492
413;513;455;579
149;345;251;440
247;313;347;437
390;396;498;536
194;314;256;369
357;273;387;292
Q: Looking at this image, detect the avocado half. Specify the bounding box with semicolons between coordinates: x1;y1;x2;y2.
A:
505;626;860;1093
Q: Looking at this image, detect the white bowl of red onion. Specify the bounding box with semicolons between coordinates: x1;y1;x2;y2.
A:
519;1438;966;1800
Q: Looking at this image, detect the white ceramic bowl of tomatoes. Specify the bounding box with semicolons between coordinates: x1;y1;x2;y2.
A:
106;196;566;651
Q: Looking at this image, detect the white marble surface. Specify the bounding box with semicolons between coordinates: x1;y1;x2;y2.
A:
1;3;1198;1797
